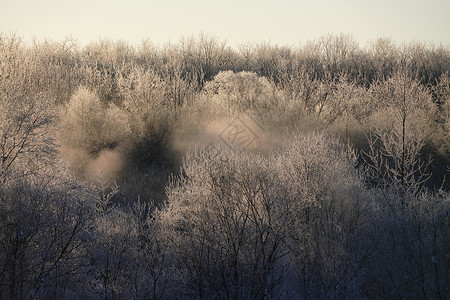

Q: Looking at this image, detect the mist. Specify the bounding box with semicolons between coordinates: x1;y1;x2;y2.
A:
1;33;448;299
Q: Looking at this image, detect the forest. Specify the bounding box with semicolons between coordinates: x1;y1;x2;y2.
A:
0;32;449;299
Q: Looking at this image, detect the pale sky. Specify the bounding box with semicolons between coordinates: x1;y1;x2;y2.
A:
1;0;449;48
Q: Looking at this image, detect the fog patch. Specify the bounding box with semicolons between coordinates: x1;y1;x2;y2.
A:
85;148;125;183
171;113;281;155
59;145;125;184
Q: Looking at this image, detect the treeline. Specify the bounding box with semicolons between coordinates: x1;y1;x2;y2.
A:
1;33;449;102
0;33;449;299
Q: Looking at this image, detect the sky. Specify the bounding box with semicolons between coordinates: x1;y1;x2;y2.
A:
1;0;449;48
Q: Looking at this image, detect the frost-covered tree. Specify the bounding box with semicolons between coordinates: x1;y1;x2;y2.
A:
61;86;123;153
159;146;291;299
365;189;450;299
0;167;97;299
432;72;450;157
276;133;375;299
204;70;277;114
117;67;173;166
0;84;56;180
158;133;374;299
365;71;437;200
360;72;449;299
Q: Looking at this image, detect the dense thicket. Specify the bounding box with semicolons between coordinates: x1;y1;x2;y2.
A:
0;33;449;299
